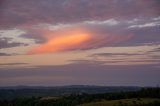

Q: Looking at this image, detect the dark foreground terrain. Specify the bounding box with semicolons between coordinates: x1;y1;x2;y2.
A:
0;86;159;106
0;85;140;100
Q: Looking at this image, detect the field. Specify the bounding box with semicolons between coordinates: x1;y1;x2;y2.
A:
79;98;160;106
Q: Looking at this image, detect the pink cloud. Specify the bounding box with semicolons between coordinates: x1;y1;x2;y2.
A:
27;27;132;54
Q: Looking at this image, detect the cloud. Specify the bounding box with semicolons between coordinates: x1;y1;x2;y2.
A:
1;17;159;54
152;47;160;52
0;0;159;29
147;47;160;55
0;63;27;66
84;19;119;26
23;16;160;54
0;53;11;56
128;21;160;28
25;16;160;54
0;29;35;49
92;53;142;57
0;0;159;54
128;27;160;45
28;29;92;54
0;37;28;49
0;53;17;56
27;26;132;54
20;33;45;44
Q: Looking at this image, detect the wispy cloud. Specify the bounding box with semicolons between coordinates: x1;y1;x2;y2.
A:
128;21;160;28
0;63;27;66
92;53;142;57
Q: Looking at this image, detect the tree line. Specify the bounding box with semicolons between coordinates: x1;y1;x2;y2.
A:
0;87;159;106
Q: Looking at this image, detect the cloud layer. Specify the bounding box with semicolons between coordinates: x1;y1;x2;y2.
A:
0;61;159;86
0;0;160;53
0;0;159;29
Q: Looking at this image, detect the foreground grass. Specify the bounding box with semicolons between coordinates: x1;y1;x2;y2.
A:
79;98;160;106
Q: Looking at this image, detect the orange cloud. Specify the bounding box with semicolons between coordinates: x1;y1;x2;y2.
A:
27;26;133;55
28;30;91;54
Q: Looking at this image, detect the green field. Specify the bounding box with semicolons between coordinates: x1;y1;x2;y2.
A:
79;98;160;106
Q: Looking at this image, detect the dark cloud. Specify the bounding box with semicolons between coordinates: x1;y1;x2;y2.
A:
20;33;45;43
147;47;160;59
0;53;16;56
0;63;28;66
127;26;160;45
0;0;159;29
0;37;28;49
0;53;10;56
151;47;160;52
79;17;160;47
92;53;142;57
144;47;160;54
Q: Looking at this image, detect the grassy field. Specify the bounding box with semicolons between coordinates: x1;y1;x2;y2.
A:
40;96;61;100
79;98;160;106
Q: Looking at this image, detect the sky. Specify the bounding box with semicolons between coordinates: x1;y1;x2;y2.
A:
0;0;160;86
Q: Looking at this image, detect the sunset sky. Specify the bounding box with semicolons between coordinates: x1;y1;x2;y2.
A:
0;0;160;86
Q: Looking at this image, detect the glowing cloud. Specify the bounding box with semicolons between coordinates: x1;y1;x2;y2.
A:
28;30;91;54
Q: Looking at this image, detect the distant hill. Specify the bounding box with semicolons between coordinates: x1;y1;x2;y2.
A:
0;85;140;100
0;87;159;106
